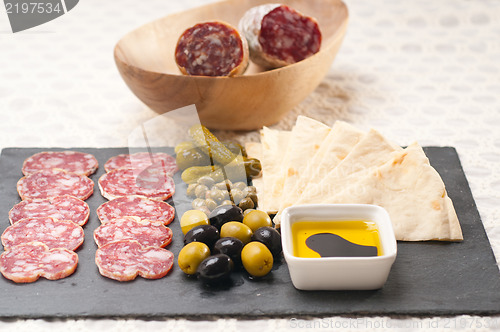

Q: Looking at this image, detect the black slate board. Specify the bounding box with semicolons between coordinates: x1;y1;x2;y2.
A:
0;147;499;319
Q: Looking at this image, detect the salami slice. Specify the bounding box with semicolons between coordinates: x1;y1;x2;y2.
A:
175;21;249;77
95;240;174;281
22;151;98;176
104;152;178;175
2;217;84;251
93;216;173;248
98;168;175;201
9;195;90;226
17;168;94;201
97;195;175;225
0;241;78;283
239;4;322;69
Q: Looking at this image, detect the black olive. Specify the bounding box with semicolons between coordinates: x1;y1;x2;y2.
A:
184;224;220;249
197;254;233;284
208;204;243;230
252;226;282;258
213;237;244;266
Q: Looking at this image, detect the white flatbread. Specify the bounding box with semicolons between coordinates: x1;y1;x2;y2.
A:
277;121;365;215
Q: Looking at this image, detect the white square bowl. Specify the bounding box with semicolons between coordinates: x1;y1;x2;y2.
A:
280;204;397;290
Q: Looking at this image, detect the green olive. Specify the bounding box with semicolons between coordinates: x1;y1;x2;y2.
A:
220;221;253;245
241;241;273;277
238;197;255;211
243;208;255;217
242;210;272;232
177;242;210;275
180;209;209;235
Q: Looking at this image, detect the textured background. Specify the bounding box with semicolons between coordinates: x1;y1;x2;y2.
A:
0;0;499;330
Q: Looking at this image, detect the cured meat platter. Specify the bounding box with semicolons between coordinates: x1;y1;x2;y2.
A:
0;147;499;319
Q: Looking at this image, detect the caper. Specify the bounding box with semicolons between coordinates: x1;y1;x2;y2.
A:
206;188;225;203
197;175;215;188
195;185;208;199
233;181;247;191
186;183;198;197
205;198;217;211
238;197;255;211
192;198;205;209
246;192;258;206
231;189;245;205
215;180;232;191
244;186;257;195
196;206;211;216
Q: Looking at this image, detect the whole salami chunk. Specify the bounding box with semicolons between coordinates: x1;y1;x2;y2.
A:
9;195;90;226
93;216;173;248
97;195;175;225
104;152;178;176
175;21;249;77
17;168;94;201
22;151;98;176
1;217;84;251
239;4;322;69
0;241;78;283
95;240;174;281
98;168;175;201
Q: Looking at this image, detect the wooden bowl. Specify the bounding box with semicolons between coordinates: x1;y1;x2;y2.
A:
114;0;348;130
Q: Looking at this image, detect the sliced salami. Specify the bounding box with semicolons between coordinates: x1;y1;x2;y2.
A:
95;240;174;281
22;151;98;176
93;216;173;248
17;168;94;201
104;152;178;175
98;168;175;201
239;4;322;69
9;195;90;226
1;217;84;251
96;195;175;225
175;21;249;77
0;241;78;283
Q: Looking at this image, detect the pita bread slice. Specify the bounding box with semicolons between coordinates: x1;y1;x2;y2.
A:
277;120;365;215
258;127;291;213
289;128;402;212
277;116;331;211
315;143;463;241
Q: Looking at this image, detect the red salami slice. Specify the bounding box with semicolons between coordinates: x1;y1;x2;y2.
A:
96;195;175;225
93;216;173;248
9;195;90;226
104;152;178;176
17;168;94;201
98;168;175;201
0;241;78;283
22;151;98;176
239;4;322;69
175;21;249;77
95;240;174;281
2;217;84;251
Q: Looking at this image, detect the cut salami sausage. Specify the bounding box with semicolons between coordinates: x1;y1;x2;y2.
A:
175;21;249;77
0;241;78;283
17;168;94;201
95;240;174;281
96;195;175;225
2;217;84;251
9;195;90;226
98;168;175;201
22;151;98;176
93;216;173;248
239;4;322;69
104;152;178;175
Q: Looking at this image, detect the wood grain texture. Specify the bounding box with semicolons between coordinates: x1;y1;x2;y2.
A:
114;0;349;130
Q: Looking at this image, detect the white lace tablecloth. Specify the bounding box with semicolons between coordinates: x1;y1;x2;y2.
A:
1;0;499;330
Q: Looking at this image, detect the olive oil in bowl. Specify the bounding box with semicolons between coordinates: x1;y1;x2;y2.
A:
291;220;382;258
